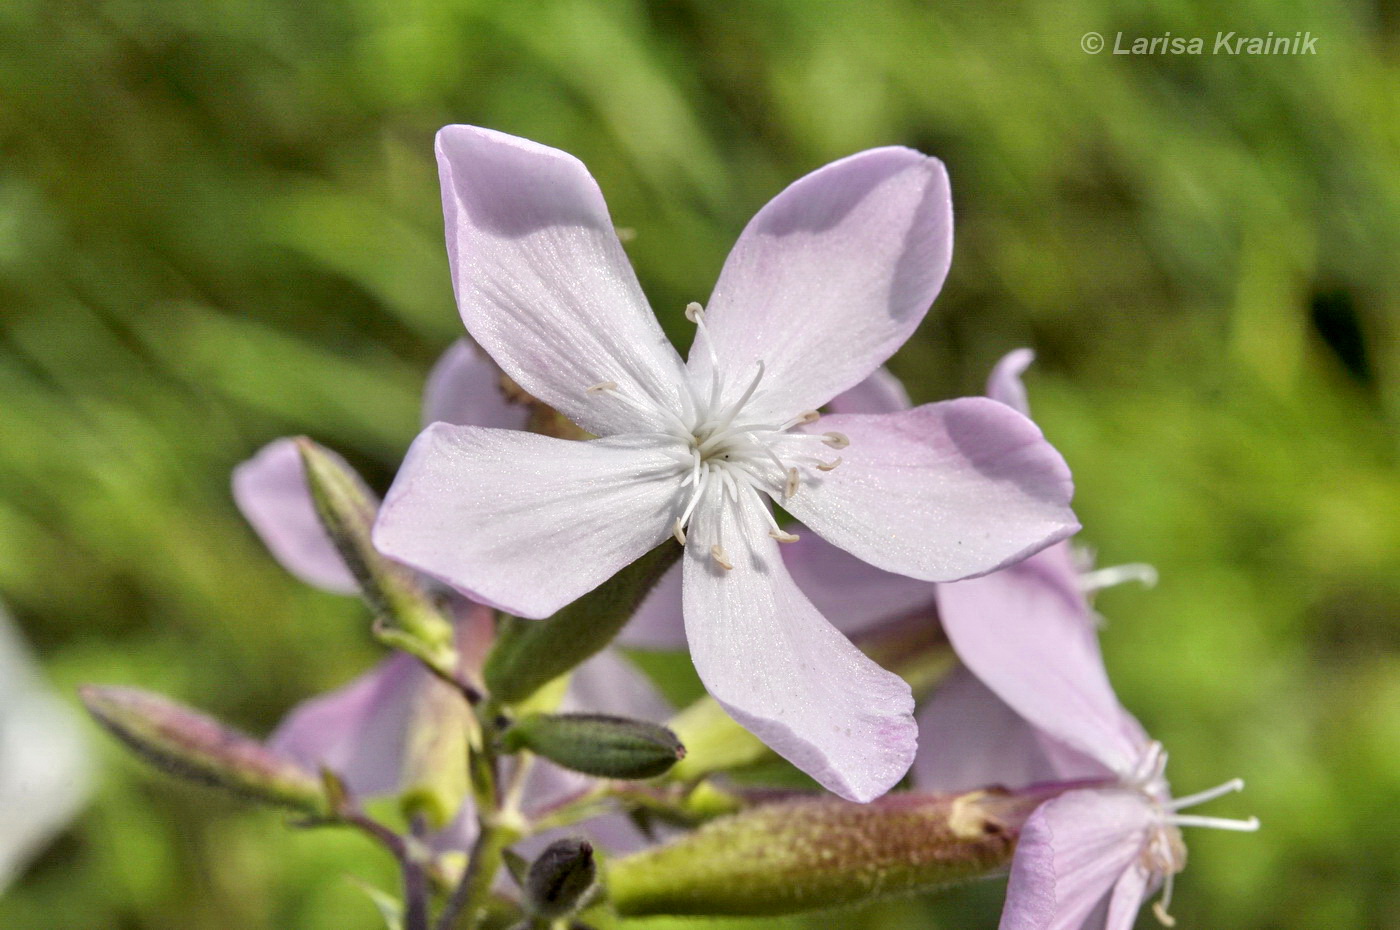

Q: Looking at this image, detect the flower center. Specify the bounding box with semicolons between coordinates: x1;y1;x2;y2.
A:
585;302;848;571
1125;742;1259;926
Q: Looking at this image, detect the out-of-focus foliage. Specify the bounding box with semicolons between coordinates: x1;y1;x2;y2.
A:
0;0;1395;927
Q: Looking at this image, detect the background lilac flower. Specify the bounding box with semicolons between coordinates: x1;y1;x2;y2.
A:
915;358;1258;930
373;126;1080;802
232;339;669;852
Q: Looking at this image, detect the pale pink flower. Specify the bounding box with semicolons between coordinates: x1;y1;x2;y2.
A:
372;127;1079;801
915;356;1257;930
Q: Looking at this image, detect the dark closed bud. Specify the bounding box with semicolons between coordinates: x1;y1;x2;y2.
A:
504;713;685;780
294;438;456;675
525;837;597;919
80;685;325;814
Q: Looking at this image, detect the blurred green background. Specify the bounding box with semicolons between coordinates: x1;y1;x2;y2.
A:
1;0;1396;927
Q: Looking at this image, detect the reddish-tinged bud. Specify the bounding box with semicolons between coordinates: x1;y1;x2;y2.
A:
608;788;1054;917
80;685;325;814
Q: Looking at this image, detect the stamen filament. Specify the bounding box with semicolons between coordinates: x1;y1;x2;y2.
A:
750;495;799;543
1079;563;1159;592
712;361;765;432
1167;778;1245;811
1167;814;1260;832
686;302;725;411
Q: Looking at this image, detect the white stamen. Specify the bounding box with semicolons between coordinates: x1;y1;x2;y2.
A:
784;467;800;498
672;518;686;546
1167;814;1260;832
778;410;821;430
748;498;798;542
710;544;733;571
816;457;842;472
711;361;765;432
1167;778;1245;811
1079;562;1159;593
822;431;850;449
586;381;619;393
684;301;705;323
676;469;710;532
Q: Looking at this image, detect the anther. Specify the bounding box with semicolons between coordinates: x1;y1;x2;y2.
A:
710;545;733;571
586;381;619;394
797;410;821;424
769;530;800;543
672;518;687;546
784;467;800;498
822;431;850;449
1152;901;1177;928
684;301;705;323
816;457;843;472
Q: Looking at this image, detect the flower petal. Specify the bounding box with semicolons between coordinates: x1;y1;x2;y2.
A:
987;348;1035;415
0;609;89;888
565;649;673;723
690;147;951;422
620;527;934;649
827;366;912;415
373;424;679;619
913;666;1108;793
421;339;531;431
783;398;1078;583
1105;865;1153;930
268;653;425;797
781;528;936;637
436;125;688;436
1000;789;1155;930
935;543;1144;775
232;438;357;595
681;484;916;802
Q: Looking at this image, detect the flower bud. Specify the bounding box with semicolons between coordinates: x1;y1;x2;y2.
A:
504;713;685;780
607;789;1050;917
524;837;598;919
484;543;679;704
294;438;456;675
80;685;325;814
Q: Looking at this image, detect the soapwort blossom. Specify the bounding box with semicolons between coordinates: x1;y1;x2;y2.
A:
373;126;1079;801
916;355;1258;930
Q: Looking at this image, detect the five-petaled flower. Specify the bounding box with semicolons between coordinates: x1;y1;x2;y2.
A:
916;357;1259;929
372;126;1080;802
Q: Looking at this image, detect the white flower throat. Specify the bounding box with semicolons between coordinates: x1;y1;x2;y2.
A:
587;303;847;571
1125;741;1259;927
